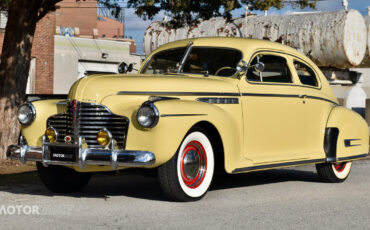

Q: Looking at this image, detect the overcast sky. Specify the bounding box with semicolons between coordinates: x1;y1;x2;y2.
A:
124;0;370;54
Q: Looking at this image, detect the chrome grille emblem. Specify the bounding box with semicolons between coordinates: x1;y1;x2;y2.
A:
64;135;72;143
72;99;77;121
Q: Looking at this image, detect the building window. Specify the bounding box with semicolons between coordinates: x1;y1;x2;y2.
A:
0;11;7;29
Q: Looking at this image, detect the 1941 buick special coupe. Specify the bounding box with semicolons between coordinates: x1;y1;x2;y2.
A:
8;37;369;201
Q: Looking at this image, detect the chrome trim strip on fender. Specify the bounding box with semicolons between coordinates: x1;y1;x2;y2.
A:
161;114;207;117
197;97;239;104
117;91;241;97
344;139;362;147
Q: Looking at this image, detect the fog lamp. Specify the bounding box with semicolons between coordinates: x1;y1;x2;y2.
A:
45;127;58;143
97;129;112;146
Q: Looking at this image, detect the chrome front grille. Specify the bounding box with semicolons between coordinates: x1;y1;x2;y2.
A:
46;106;74;143
47;101;129;149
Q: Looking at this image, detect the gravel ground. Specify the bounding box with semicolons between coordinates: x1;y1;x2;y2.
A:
0;160;369;230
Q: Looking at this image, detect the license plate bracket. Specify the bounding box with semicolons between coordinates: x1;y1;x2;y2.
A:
49;145;78;162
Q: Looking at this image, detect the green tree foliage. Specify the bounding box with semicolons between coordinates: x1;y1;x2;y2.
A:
0;0;10;11
127;0;317;28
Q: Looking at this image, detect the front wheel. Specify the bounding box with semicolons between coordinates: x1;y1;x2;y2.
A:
316;161;352;183
37;162;91;193
158;128;215;201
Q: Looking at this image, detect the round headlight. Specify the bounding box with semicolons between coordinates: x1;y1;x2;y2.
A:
17;103;36;125
97;129;112;146
45;127;58;143
137;103;159;128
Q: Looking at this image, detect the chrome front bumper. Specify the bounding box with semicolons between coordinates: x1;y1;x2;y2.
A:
7;136;156;170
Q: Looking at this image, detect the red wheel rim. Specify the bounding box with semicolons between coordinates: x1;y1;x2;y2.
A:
333;162;347;172
180;141;207;188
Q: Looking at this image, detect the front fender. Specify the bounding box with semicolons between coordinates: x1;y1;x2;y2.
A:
326;106;369;159
102;96;244;172
21;100;66;146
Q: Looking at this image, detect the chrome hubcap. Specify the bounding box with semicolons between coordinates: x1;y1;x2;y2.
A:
183;150;200;179
180;141;207;188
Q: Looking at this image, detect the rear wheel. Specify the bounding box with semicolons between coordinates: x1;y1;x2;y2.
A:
37;162;91;193
158;128;215;201
316;161;352;183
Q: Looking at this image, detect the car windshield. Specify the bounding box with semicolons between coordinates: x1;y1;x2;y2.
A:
141;47;242;77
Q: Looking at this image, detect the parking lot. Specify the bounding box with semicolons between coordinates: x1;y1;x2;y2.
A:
0;159;369;230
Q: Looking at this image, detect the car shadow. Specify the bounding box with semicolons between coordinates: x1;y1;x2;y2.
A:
0;166;321;201
211;168;320;191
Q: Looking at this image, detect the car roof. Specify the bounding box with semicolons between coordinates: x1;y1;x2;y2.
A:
154;37;304;59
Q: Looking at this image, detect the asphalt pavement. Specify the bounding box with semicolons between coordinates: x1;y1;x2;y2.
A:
0;160;369;230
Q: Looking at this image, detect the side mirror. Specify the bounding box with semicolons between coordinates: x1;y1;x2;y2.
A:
118;62;128;73
253;62;265;72
236;60;248;72
118;62;135;74
128;63;133;73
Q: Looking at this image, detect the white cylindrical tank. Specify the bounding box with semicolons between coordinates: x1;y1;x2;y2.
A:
331;85;367;118
359;16;370;67
144;10;367;68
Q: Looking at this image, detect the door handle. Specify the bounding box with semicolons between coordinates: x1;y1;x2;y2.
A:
298;94;307;99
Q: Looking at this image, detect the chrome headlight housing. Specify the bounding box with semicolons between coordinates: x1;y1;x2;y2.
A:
17;103;36;126
137;102;159;128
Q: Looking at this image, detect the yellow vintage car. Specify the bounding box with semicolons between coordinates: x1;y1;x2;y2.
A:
8;37;369;201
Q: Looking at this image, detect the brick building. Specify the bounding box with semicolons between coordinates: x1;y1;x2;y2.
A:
55;0;136;52
56;0;97;37
0;0;138;95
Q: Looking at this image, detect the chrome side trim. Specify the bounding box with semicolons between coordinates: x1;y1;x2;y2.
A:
160;114;207;117
241;93;338;105
117;91;241;97
148;96;179;102
197;97;239;104
336;153;368;161
233;153;369;173
232;158;326;174
344;139;361;147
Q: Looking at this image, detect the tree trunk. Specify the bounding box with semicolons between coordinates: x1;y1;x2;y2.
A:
144;10;367;68
0;0;40;159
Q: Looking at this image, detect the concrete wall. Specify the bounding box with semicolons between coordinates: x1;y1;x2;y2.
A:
54;35;141;94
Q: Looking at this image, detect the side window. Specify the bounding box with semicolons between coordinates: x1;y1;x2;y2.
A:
247;54;292;83
293;61;318;87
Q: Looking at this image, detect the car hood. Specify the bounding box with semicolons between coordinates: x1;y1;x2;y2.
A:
68;74;240;104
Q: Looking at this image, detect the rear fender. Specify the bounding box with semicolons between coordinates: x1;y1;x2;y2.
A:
326;106;369;160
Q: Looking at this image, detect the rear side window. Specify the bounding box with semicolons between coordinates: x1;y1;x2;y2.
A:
247;55;292;83
293;61;318;87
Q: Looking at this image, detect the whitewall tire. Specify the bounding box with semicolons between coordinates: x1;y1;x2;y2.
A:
158;128;215;201
316;161;352;183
